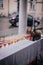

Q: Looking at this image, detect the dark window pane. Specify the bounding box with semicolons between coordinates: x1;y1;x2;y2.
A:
0;0;3;8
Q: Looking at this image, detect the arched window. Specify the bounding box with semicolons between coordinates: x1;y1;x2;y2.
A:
0;0;3;8
17;0;19;13
30;0;33;9
30;0;37;10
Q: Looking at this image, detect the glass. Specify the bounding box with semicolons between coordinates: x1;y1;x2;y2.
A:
0;37;4;48
0;43;2;48
24;34;33;41
8;40;12;45
3;40;7;47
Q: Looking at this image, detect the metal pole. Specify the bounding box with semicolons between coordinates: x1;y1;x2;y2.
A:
42;0;43;11
32;11;35;32
17;0;19;13
41;0;43;18
8;0;9;17
32;9;35;31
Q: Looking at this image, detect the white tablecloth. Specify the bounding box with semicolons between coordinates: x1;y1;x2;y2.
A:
0;39;43;65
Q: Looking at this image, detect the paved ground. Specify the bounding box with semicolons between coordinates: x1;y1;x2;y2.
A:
0;17;43;37
0;18;19;30
0;18;19;37
0;18;10;30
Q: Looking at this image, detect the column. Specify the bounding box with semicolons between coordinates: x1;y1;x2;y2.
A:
19;0;27;34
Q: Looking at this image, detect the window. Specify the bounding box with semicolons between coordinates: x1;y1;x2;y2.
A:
0;0;3;8
30;0;33;9
30;0;37;10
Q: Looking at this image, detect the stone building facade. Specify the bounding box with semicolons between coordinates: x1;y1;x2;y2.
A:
0;0;43;18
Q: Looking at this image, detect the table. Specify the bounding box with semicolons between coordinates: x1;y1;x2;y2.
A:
0;39;43;65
